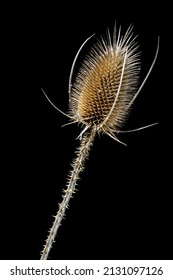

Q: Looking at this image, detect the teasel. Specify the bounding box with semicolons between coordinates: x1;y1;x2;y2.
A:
41;24;159;259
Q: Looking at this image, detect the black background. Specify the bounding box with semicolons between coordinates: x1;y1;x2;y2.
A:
1;2;172;260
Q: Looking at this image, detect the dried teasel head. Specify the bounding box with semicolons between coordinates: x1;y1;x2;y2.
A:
69;25;140;135
67;24;159;143
42;24;159;144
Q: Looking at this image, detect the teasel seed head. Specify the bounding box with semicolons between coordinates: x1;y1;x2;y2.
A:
69;25;141;138
42;23;159;143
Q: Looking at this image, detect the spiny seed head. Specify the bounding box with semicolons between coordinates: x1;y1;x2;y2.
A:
69;25;140;136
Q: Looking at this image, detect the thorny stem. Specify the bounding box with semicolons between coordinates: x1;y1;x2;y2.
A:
40;129;96;260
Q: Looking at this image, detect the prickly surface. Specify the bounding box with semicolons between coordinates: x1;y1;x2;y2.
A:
40;130;95;260
70;31;140;134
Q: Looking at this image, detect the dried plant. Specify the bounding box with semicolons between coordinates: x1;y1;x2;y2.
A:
40;23;159;259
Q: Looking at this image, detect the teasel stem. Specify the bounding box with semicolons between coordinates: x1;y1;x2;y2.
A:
40;128;96;260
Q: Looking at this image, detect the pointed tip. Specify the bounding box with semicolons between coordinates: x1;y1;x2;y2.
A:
105;131;127;146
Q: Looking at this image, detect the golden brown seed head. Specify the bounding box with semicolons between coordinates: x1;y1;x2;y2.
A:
69;26;140;136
